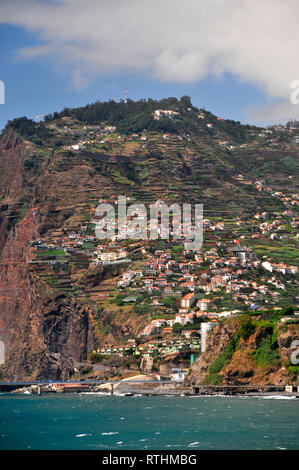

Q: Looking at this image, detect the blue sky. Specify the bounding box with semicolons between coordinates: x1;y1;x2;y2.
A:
0;1;298;131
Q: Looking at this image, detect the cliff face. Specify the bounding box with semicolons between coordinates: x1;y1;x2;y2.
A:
187;318;299;386
0;197;99;380
220;323;299;385
0;130;149;380
0;131;26;251
186;319;240;384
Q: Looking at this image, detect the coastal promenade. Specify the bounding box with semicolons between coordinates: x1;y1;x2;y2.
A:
1;380;298;397
0;379;176;394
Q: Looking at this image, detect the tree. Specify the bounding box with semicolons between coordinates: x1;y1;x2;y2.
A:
173;322;183;335
179;96;192;109
239;315;255;340
281;306;294;316
123;348;134;356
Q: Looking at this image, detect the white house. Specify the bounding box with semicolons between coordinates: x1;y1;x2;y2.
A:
181;293;196;309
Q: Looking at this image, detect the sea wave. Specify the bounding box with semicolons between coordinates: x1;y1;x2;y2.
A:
190;394;298;400
254;395;297;400
189;442;201;447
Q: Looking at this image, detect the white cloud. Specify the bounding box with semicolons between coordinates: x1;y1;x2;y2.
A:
248;100;299;126
70;69;89;91
1;0;299;107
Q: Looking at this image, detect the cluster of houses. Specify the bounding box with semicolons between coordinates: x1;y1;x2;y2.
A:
153;109;180;120
115;239;282;337
118;269;142;288
27;154;298;352
47;123;118;151
262;262;298;275
233;176;299;211
29;201;297;325
95;336;200;359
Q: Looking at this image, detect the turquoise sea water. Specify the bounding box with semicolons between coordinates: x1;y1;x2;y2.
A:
0;393;298;450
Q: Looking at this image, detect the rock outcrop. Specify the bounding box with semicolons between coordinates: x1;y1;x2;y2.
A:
187;318;299;386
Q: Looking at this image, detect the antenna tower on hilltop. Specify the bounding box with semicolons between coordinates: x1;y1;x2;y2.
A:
36;114;45;123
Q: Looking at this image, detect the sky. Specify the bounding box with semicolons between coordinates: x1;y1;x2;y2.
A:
0;0;299;131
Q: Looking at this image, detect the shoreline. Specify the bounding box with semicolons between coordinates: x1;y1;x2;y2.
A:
1;374;298;398
2;386;298;399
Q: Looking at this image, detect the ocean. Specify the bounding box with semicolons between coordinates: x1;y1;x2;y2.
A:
0;393;298;450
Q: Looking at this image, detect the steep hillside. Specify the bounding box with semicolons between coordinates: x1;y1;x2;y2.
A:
0;97;298;381
187;313;299;386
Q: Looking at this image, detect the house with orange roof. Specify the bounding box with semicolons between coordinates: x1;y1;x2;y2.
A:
181;292;196;309
180;281;195;292
175;314;193;326
162;327;172;335
142;324;156;336
164;286;173;295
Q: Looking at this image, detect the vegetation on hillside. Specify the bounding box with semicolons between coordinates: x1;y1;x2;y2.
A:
203;310;296;385
20;96;260;142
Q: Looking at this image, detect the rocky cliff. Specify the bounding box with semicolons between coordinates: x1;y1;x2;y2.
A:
0;185;99;380
187;317;299;386
0;130;143;380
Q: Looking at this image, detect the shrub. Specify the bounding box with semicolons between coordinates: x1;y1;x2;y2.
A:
239;315;255;340
288;365;299;375
173;322;183;335
204;372;221;385
88;352;103;363
281;307;294;316
252;337;280;367
208;334;239;375
204;332;241;385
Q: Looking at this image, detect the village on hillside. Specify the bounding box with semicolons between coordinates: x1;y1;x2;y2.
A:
27;176;298;378
13;107;296;380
